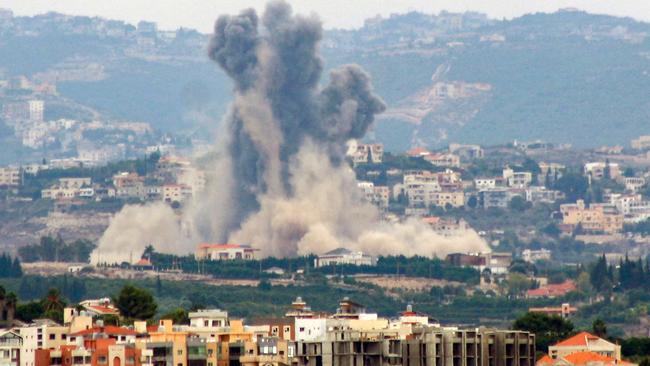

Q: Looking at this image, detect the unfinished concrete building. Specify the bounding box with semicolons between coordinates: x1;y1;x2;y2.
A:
292;327;535;366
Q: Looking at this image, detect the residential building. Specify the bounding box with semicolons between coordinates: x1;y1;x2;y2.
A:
0;167;21;187
631;135;650;151
314;248;376;268
538;351;636;366
445;252;512;274
293;327;535;366
529;303;577;319
547;332;623;361
526;280;576;299
503;168;533;188
538;162;565;183
0;330;21;366
195;244;259;261
521;249;551;263
525;187;564;204
560;200;623;234
424;153;460;168
474;178;498;190
584;162;621;180
478;188;513;209
624;177;646;192
448;143;484;160
162;184;191;203
346;141;383;165
422;217;470;237
58;178;91;189
19;320;69;366
188;310;229;330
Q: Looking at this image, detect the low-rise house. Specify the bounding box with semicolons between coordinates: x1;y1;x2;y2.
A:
445;252;512;274
526;280;576;298
525;186;564;204
521;249;551;263
314;248;376;268
422;216;470;236
536;332;635;366
529;303;578;319
424;152;460;168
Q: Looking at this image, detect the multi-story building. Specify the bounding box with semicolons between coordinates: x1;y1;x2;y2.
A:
478;188;513;209
422;217;470;237
195;244;259;261
560;200;623;234
503;168;533;188
521;249;551;263
162;184;191;204
0;330;21;366
293;327;535;366
424;153;460;168
448;143;484;160
584;162;621;180
58;178;92;189
314;248;376;268
525;187;564;205
545;332;623;362
631;135;650;151
19;320;69;366
346;142;383;165
0;167;22;187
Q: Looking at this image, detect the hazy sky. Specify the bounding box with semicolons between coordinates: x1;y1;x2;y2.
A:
0;0;648;32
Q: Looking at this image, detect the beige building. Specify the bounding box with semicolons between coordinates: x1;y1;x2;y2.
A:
631;135;650;150
547;332;621;361
0;167;22;187
560;200;623;234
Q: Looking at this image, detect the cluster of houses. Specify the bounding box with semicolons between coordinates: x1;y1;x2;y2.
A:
35;156;205;206
0;296;539;366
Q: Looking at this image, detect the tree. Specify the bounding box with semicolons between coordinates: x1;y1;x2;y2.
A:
592;318;607;338
114;285;157;321
553;172;588;202
160;308;189;324
590;255;611;293
506;273;532;296
513;312;574;352
509;196;530;212
467;195;478;209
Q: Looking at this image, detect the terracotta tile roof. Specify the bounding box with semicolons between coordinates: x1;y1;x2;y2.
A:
86;305;120;315
406;147;431;157
527;280;577;298
134;258;152;266
563;351;631;365
554;331;599;347
536;354;554;365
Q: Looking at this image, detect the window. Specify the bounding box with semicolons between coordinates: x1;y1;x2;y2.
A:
204;320;209;327
98;356;107;364
127;357;135;364
177;350;182;356
49;334;56;340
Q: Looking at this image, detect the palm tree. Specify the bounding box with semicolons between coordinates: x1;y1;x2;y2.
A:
42;288;65;313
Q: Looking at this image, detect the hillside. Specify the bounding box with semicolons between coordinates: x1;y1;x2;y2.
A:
0;9;649;152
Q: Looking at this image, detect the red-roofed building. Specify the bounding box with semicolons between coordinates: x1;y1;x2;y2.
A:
548;332;622;361
195;243;259;261
406;147;432;157
526;280;577;299
536;351;636;366
78;298;120;318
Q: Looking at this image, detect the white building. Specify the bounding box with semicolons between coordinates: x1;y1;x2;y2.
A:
195;244;259;261
503;168;533;188
28;100;43;122
474;178;498;190
522;249;552;263
0;330;21;366
188;309;229;329
314;248;376;268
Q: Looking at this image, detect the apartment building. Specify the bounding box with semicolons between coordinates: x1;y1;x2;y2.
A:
448;143;484;160
346;142;384;165
293;327;535;366
631;135;650;151
584;162;621;180
19;320;69;366
0;330;21;366
560;200;623;234
0;167;22;187
503;168;533;188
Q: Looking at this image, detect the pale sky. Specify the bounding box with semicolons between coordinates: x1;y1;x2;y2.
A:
0;0;648;32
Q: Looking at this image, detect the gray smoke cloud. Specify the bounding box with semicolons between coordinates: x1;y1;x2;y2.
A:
93;1;488;263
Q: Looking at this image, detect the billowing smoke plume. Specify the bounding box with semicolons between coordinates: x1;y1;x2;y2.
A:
93;1;488;263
